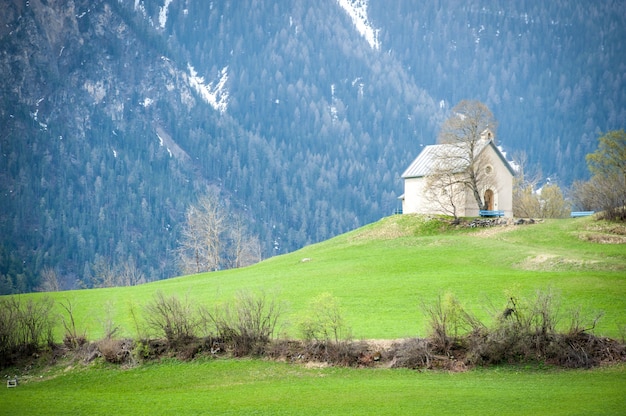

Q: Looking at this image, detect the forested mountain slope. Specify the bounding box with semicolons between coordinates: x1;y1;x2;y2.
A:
1;0;624;292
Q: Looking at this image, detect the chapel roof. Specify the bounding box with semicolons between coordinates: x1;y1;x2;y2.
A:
401;140;516;179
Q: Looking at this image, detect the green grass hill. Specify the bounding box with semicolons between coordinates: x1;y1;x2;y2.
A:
24;214;625;342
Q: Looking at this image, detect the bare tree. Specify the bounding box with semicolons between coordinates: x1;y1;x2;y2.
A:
434;100;498;211
512;151;542;218
38;266;60;292
178;191;228;274
424;169;466;219
228;213;262;268
539;183;570;218
117;256;145;286
178;190;262;274
92;254;116;288
514;185;541;218
178;205;207;274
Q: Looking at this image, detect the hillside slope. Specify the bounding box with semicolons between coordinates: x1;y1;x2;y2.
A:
29;216;626;340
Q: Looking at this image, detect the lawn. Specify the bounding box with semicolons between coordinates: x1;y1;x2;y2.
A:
1;359;624;415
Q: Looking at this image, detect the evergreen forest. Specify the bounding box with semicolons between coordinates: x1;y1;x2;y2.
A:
0;0;624;292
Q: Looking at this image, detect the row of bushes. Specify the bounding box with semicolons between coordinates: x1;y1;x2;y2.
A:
0;290;290;368
1;290;624;370
420;290;625;368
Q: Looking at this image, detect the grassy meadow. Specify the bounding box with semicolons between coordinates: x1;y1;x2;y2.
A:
24;214;626;341
1;359;625;415
3;215;626;415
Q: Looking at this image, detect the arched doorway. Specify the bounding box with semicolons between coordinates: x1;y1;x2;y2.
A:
484;189;494;210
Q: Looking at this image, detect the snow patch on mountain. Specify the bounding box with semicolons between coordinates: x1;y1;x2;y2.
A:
158;0;173;29
337;0;380;50
157;132;173;157
187;64;229;113
133;0;147;19
156;126;189;161
330;83;338;121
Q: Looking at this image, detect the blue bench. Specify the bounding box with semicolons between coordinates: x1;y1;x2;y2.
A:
571;211;594;218
479;210;504;217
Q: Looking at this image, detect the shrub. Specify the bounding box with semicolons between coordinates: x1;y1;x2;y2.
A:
98;338;134;365
200;290;283;356
143;291;199;348
420;289;617;368
390;338;433;369
264;339;306;361
59;299;87;349
133;339;168;361
421;293;483;355
0;296;55;368
299;293;350;343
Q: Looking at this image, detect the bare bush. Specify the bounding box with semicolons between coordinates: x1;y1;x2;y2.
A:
59;299;87;349
390;338;433;369
0;296;55;368
421;293;482;355
98;338;134;365
322;340;369;367
418;290;618;368
0;298;19;362
464;291;561;365
143;291;199;348
100;301;121;340
20;297;55;350
200;290;282;356
466;290;608;366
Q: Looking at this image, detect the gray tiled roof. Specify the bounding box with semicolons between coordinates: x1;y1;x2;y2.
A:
401;140;515;178
401;143;470;178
